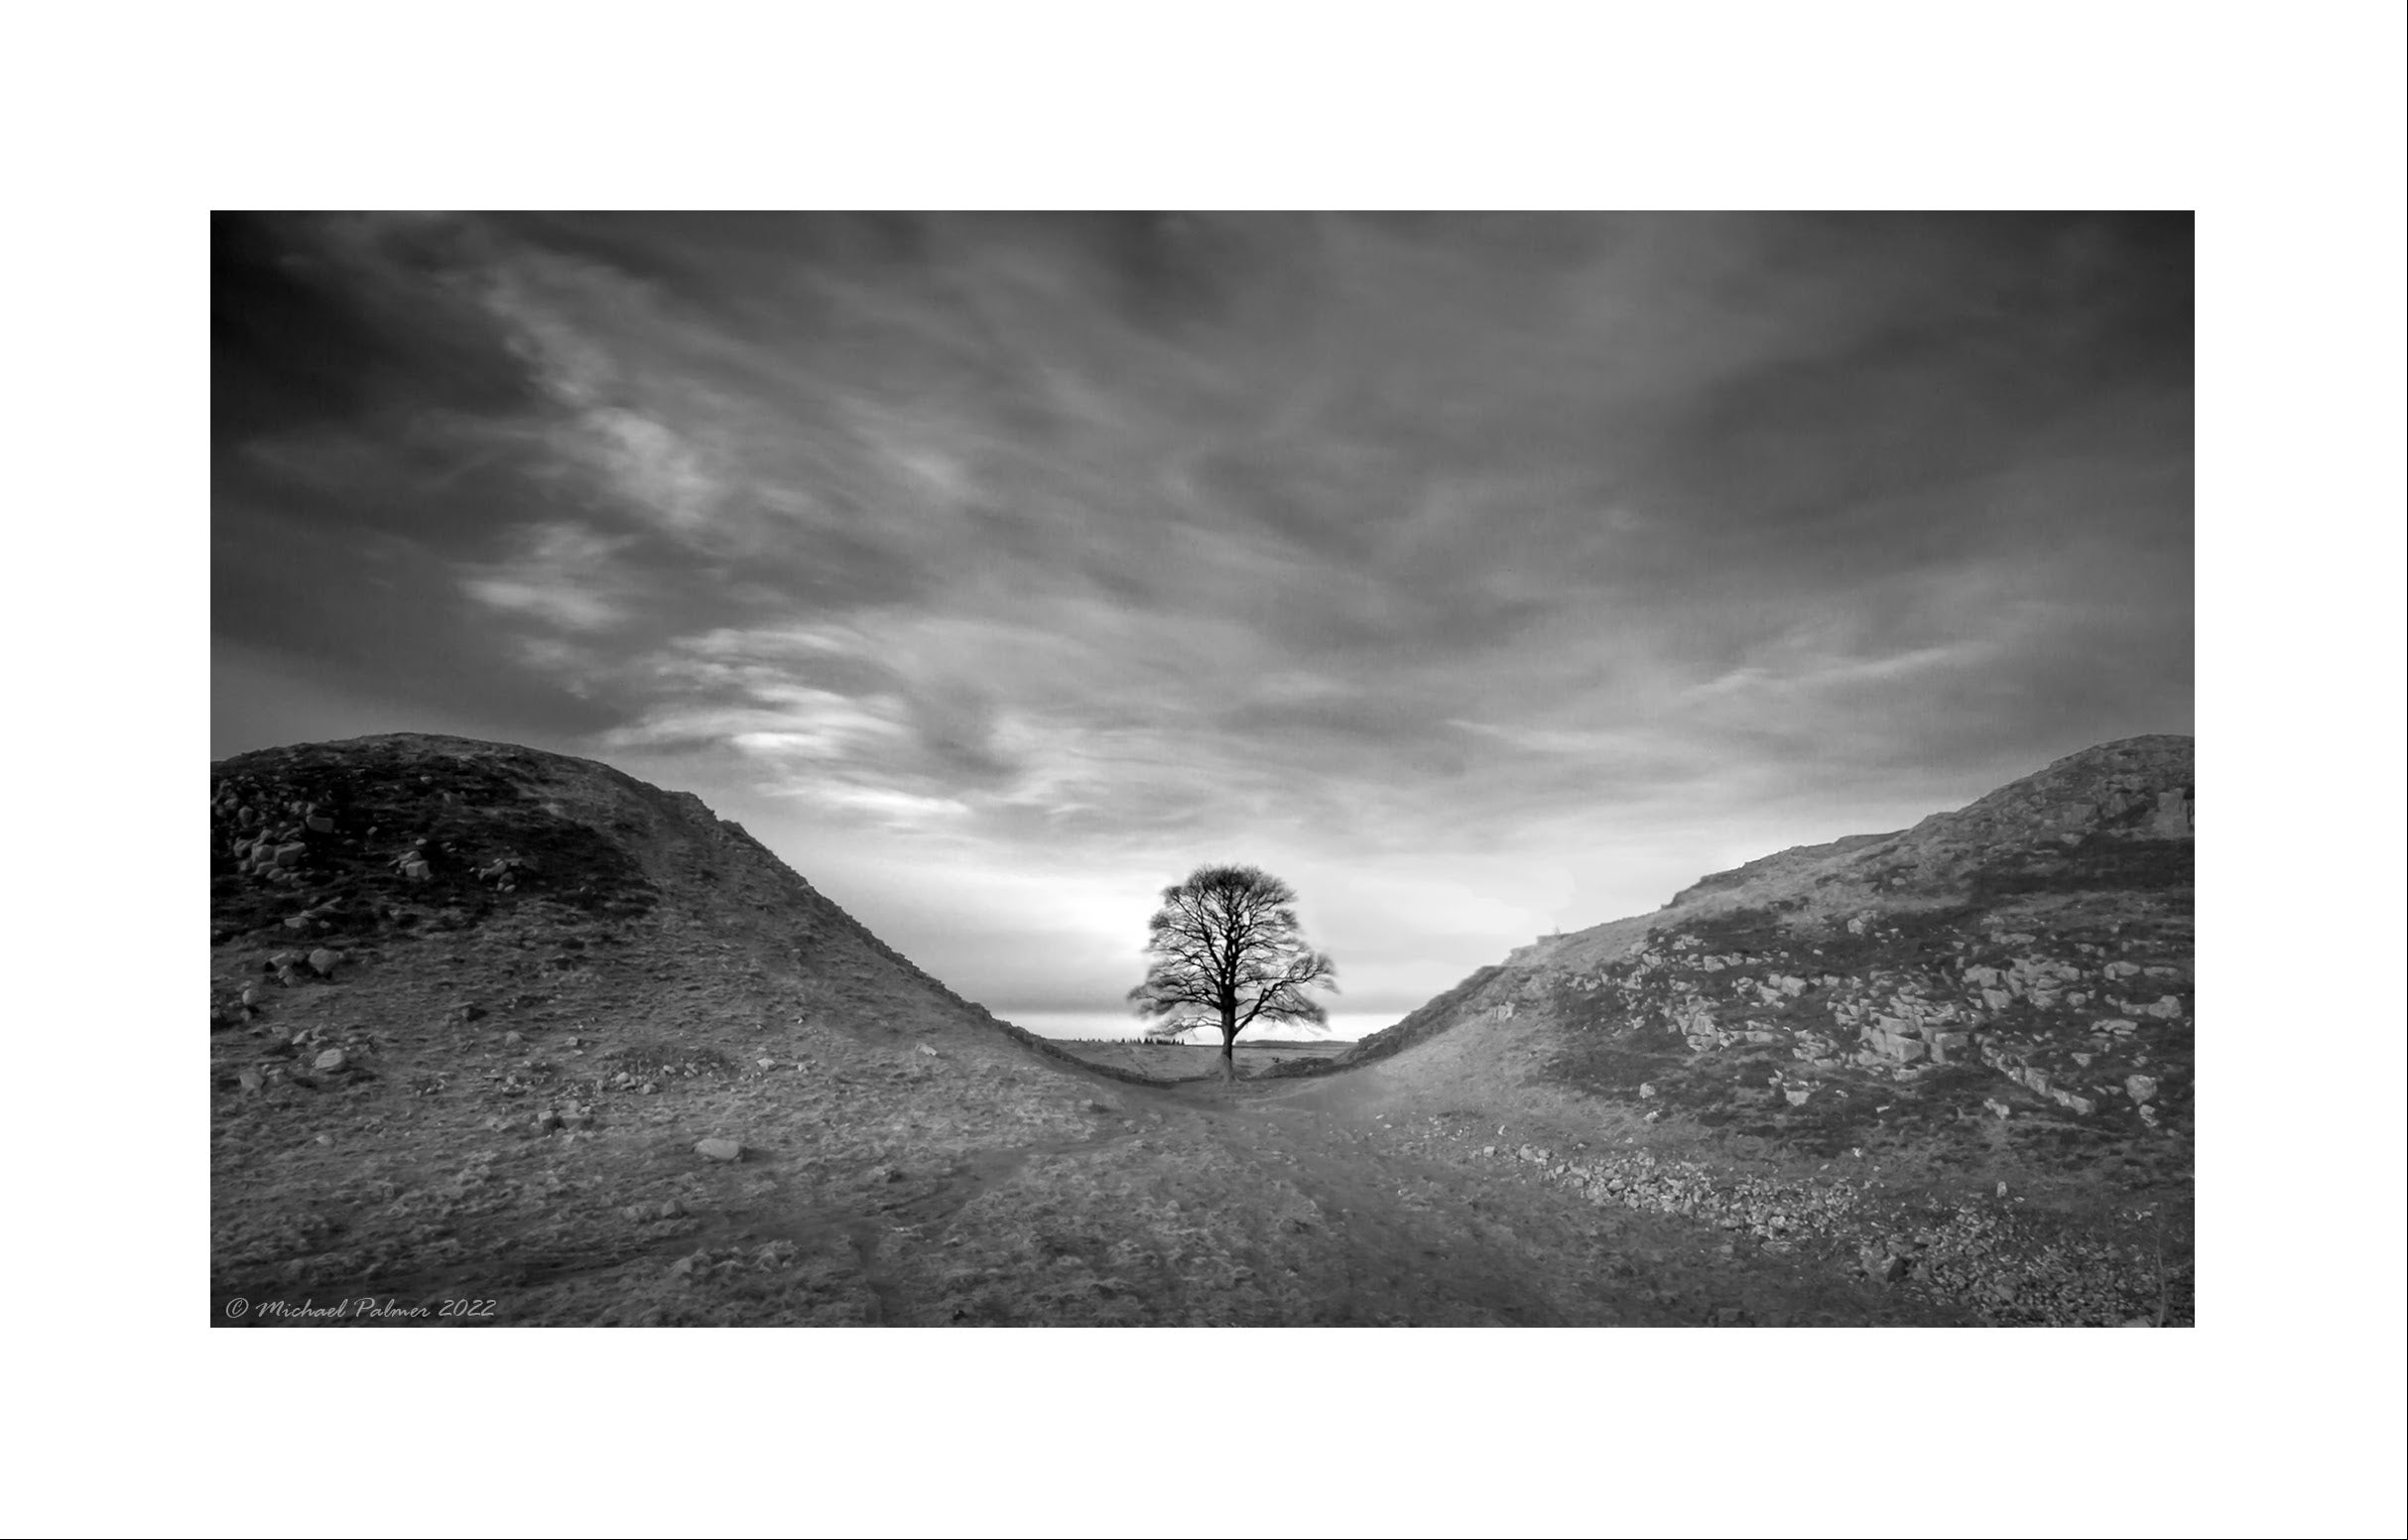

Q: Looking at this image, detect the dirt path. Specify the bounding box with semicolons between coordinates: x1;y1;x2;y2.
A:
724;1067;1965;1328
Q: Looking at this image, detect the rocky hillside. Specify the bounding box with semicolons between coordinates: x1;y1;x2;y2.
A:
209;733;1085;1071
1342;736;2193;1140
209;735;1133;1323
1318;736;2196;1322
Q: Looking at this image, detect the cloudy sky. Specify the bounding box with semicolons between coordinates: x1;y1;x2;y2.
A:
211;212;2192;1024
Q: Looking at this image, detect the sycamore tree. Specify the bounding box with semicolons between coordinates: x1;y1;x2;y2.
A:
1128;864;1337;1081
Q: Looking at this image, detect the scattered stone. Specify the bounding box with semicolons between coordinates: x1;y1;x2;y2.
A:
313;1049;347;1073
695;1138;744;1163
503;1031;524;1047
535;1109;564;1132
917;1044;939;1058
307;949;340;976
757;1058;776;1071
2125;1074;2159;1103
1637;1083;1657;1099
238;1069;264;1093
1983;1098;2012;1120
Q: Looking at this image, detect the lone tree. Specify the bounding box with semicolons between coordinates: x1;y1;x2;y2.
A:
1128;864;1337;1081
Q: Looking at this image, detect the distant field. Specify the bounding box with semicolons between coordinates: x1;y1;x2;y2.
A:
1050;1039;1343;1083
1006;1010;1396;1042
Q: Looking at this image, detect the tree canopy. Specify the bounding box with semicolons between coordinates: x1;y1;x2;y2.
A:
1128;864;1336;1076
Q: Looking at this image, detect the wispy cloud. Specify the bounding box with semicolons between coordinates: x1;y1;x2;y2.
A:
459;523;641;632
214;212;2193;1012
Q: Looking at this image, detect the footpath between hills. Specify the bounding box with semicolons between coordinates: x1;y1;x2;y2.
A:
1184;1062;2192;1328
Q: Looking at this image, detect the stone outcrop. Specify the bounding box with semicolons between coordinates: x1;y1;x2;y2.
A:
1339;736;2195;1144
1455;1136;2186;1326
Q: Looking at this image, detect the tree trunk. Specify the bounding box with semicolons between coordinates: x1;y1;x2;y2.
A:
1219;1007;1237;1083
